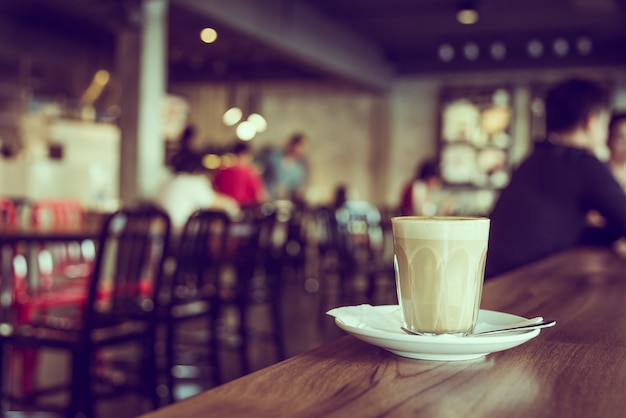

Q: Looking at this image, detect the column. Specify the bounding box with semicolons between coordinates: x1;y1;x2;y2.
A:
117;0;169;206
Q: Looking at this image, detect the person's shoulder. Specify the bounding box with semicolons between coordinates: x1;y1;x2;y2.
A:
214;166;233;176
532;140;600;166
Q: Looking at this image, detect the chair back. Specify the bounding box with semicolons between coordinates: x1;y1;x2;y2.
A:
0;198;17;228
235;205;279;274
32;198;85;229
169;209;230;302
334;200;383;254
84;206;171;329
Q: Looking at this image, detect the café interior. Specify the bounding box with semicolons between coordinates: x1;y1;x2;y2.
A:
1;0;626;417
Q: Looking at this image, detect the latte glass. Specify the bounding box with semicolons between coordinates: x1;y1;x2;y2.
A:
391;216;490;336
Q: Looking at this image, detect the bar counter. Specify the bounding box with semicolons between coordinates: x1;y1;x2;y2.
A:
142;247;626;418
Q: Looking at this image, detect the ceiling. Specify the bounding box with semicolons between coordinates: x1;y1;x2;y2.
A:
308;0;626;74
1;0;626;89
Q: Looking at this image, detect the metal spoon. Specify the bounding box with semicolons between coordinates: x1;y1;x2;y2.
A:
401;318;556;337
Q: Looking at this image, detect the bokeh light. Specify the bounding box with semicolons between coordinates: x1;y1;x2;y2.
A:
457;9;479;25
577;36;593;55
247;113;267;132
222;107;242;126
527;39;543;58
438;43;455;62
464;42;480;61
200;28;218;44
202;154;221;170
553;38;569;57
236;121;256;141
490;42;506;61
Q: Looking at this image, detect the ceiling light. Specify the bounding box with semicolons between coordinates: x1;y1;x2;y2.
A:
438;43;455;62
576;36;593;55
457;1;479;25
236;121;256;141
553;38;569;57
94;69;110;85
527;39;544;58
463;42;480;61
200;28;218;44
490;42;506;61
247;113;267;133
223;107;242;126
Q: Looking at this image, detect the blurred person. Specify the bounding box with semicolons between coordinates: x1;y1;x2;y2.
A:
607;113;626;191
332;184;349;210
213;142;268;206
155;161;239;231
399;160;452;216
259;133;309;204
486;78;626;279
329;183;378;220
169;125;202;174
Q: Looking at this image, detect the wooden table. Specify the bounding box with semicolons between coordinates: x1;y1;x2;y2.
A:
142;247;626;418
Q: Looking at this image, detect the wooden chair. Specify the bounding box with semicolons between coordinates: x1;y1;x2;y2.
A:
0;206;171;417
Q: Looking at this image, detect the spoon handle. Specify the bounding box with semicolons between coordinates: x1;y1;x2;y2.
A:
471;319;556;336
400;319;557;337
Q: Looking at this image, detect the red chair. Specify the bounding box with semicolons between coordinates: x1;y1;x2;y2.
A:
11;199;95;398
31;199;94;284
0;198;17;228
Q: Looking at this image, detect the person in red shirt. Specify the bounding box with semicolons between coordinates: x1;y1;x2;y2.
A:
399;160;446;216
214;142;268;206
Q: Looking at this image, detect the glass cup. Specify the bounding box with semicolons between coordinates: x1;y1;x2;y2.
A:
391;216;490;336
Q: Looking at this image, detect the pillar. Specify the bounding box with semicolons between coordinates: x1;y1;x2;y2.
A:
117;0;169;206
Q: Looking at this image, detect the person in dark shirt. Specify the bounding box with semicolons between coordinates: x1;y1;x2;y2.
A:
486;78;626;278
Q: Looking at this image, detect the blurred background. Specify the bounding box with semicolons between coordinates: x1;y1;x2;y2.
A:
0;0;625;214
1;1;626;415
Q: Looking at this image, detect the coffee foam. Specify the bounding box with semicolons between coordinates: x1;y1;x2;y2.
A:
391;216;490;241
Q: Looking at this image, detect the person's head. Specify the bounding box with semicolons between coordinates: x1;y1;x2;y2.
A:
232;141;252;163
545;78;610;150
333;184;348;208
608;113;626;165
416;160;442;189
285;133;307;158
173;158;205;175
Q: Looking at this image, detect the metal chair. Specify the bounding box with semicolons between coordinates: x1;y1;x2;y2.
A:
0;206;171;418
317;201;395;308
160;206;285;403
160;209;229;403
224;205;285;375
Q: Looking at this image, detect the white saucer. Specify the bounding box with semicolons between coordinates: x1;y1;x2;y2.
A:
334;305;541;361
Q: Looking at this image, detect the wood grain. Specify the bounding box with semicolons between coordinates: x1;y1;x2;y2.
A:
142;247;626;418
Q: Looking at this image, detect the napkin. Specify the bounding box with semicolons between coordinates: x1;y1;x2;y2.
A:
326;304;404;333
